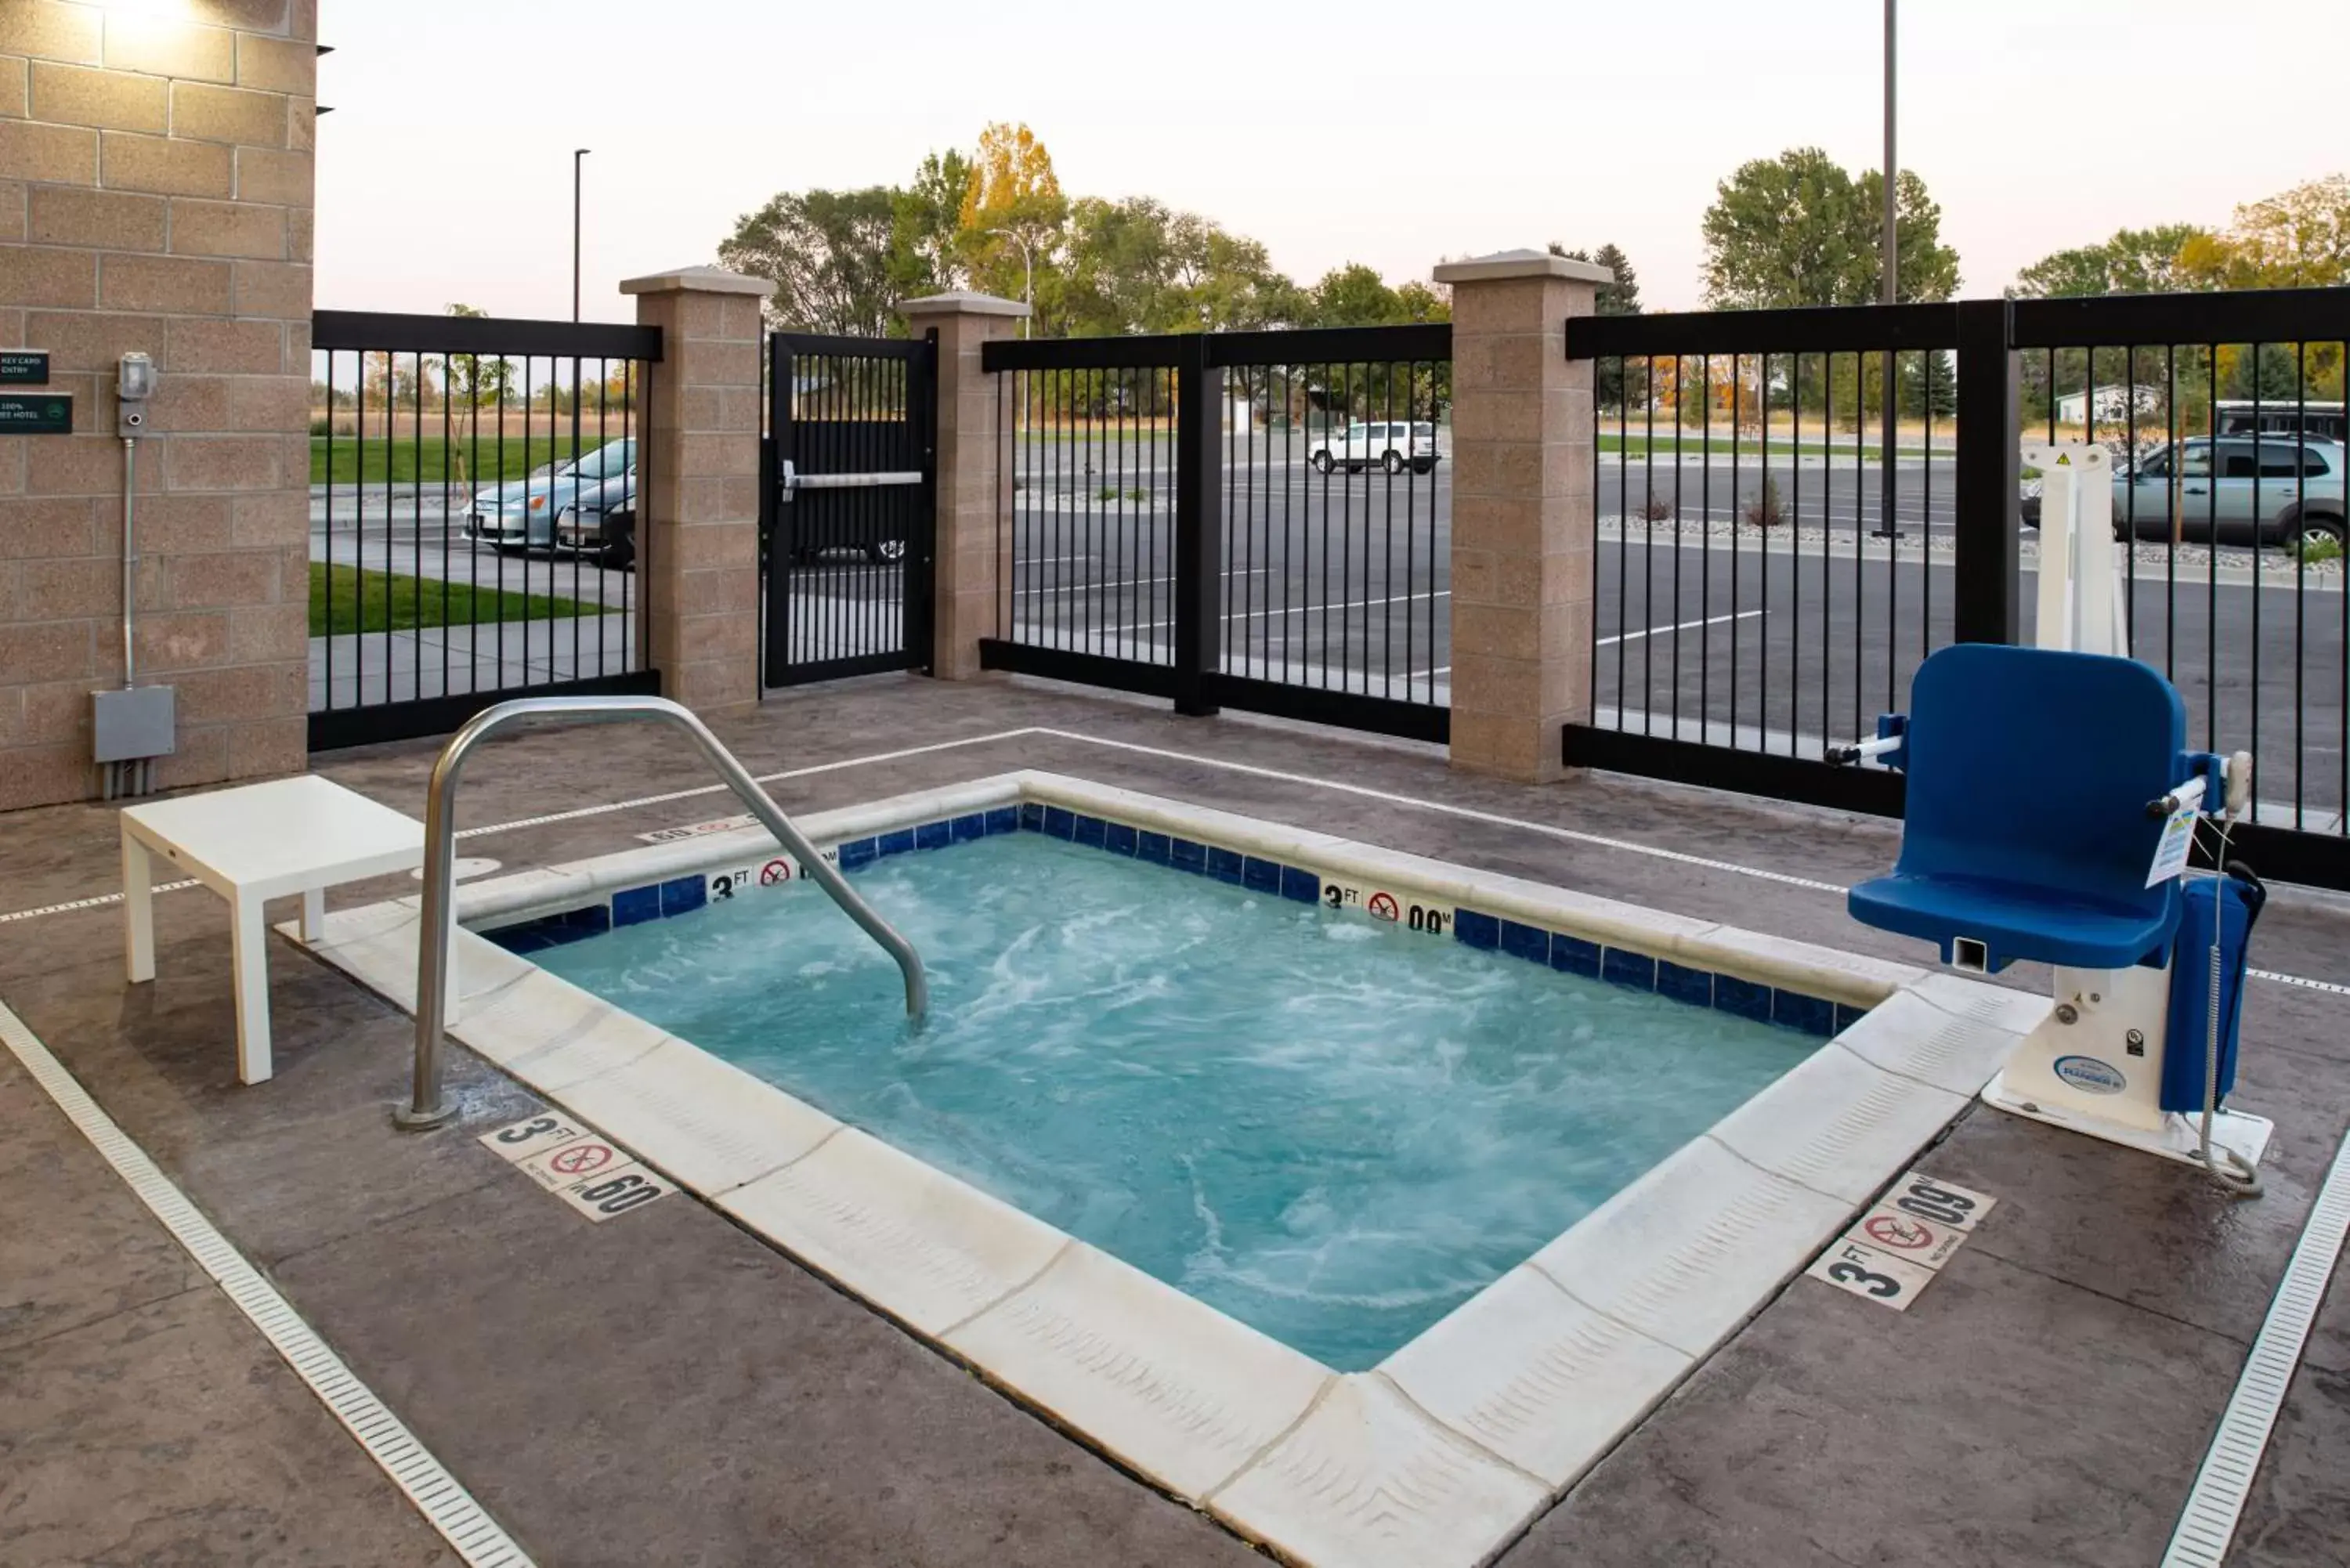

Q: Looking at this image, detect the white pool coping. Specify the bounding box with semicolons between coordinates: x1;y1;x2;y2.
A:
292;770;2039;1568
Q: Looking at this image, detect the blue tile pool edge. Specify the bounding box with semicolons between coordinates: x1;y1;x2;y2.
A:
477;799;1855;1041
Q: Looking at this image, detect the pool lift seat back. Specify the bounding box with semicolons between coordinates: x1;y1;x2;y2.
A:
1839;442;2271;1183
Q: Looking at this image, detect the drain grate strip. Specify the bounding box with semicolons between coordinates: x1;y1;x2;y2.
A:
0;1000;536;1568
2160;1127;2350;1567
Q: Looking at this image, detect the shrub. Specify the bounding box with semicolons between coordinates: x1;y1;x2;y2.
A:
1743;474;1786;529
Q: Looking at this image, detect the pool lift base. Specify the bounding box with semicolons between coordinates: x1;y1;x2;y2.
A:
1980;1075;2272;1174
1978;951;2272;1175
1841;441;2272;1184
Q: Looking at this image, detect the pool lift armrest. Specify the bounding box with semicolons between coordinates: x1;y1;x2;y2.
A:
1826;713;1907;770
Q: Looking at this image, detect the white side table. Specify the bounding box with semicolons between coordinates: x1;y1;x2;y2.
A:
121;775;426;1084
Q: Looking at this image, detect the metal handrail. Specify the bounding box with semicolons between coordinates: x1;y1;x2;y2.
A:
394;695;927;1129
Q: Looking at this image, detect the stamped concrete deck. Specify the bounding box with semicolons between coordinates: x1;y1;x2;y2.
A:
5;672;2348;1566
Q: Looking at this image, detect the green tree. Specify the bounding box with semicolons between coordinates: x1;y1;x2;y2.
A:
890;149;971;299
442;302;515;409
1551;242;1645;407
1901;349;1955;420
1059;197;1303;336
1311;262;1400;326
2011;223;2208;298
1700;147;1959;309
719;186;904;337
1308;264;1447;327
1550;240;1643;316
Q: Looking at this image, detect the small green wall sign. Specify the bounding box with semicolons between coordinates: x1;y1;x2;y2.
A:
0;394;73;434
0;352;50;385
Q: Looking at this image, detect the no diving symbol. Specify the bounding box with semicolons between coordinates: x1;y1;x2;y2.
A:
1367;892;1401;922
549;1141;616;1178
760;858;792;886
1862;1213;1936;1252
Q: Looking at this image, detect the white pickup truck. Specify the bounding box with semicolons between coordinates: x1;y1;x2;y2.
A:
1308;420;1441;475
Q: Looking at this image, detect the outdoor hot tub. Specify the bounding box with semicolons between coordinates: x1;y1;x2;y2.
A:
298;771;2037;1568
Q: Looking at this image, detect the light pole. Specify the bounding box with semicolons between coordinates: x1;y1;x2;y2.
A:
572;147;591;323
985;227;1034;339
1875;1;1902;539
1882;2;1896;313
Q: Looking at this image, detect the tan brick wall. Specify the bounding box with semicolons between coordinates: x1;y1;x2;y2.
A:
1437;252;1604;784
620;266;773;715
0;0;315;809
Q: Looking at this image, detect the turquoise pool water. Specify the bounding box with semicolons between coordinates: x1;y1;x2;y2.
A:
533;833;1816;1368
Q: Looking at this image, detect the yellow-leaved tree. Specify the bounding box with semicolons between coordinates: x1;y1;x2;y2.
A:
956;123;1068;323
2178;175;2350;291
2178;175;2350;400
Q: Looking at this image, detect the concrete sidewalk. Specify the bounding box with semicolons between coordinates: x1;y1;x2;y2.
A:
0;1044;454;1565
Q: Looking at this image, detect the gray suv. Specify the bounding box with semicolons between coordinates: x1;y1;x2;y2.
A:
2024;437;2345;548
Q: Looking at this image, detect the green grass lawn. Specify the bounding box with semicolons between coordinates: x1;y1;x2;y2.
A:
309;562;590;638
308;433;620;486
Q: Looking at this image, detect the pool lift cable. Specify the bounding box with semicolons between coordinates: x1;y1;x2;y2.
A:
395;695;927;1129
1835;443;2268;1195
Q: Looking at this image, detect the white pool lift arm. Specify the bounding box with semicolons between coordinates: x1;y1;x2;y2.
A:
396;695;927;1129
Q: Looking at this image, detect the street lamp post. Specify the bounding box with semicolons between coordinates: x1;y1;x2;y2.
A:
985;227;1034;339
1882;1;1897;313
1875;1;1902;539
572;147;591;323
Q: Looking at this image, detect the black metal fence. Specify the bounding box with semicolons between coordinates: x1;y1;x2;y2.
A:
1568;287;2350;887
980;324;1452;740
2018;294;2348;857
945;287;2350;888
309;310;661;750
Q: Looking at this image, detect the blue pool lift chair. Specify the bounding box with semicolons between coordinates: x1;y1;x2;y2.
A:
1847;642;2222;974
1842;639;2270;1183
1843;440;2269;1186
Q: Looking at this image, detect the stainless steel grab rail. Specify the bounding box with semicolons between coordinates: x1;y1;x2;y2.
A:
394;695;927;1129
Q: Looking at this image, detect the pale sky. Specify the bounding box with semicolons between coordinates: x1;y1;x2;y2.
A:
313;0;2350;323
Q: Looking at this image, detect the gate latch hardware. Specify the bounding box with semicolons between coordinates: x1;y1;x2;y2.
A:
778;458;924;504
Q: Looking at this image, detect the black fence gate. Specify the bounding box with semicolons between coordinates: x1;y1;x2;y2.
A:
763;332;937;686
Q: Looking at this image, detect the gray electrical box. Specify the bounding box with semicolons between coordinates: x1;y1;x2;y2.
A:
93;685;176;764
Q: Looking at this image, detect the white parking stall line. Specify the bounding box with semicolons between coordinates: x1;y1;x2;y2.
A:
1600;609;1763;646
1107;588;1451;638
1012;567;1267;600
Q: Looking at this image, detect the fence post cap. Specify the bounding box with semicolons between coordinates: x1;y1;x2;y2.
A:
1433;249;1612;286
620;265;776;298
900;291;1031;319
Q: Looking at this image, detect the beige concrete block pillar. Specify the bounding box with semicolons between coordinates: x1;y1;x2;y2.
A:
1435;248;1610;782
620;264;772;714
901;291;1029;681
